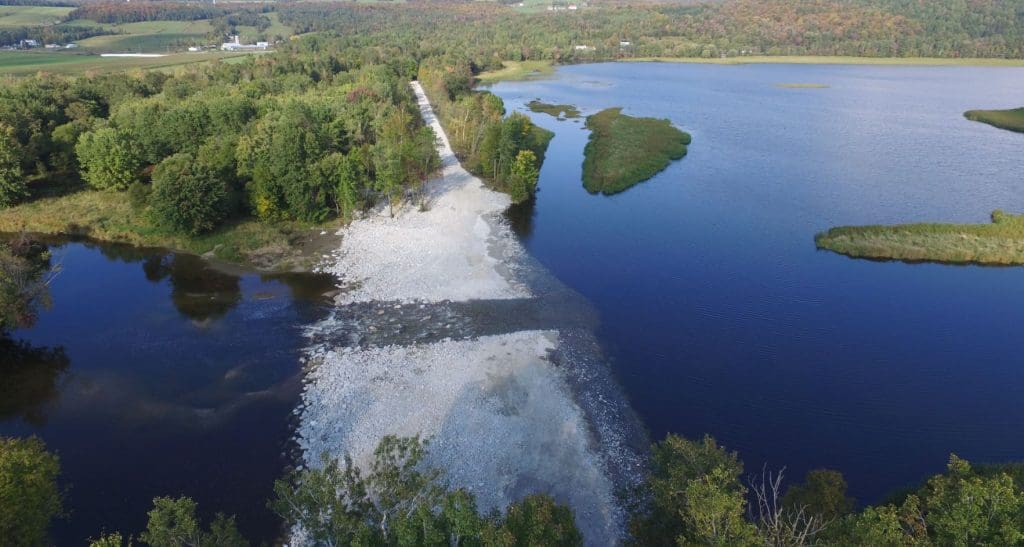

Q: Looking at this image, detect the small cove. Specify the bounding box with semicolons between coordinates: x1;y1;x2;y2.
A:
0;235;334;544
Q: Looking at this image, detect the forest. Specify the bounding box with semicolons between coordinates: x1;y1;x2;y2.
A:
273;0;1024;63
4;430;1024;545
0;37;456;266
5;0;1022;58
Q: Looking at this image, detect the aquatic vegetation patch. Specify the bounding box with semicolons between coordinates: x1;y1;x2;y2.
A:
527;100;581;119
815;210;1024;265
581;108;691;195
964;107;1024;133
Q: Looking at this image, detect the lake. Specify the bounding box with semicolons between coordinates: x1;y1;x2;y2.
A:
0;238;333;543
491;62;1024;504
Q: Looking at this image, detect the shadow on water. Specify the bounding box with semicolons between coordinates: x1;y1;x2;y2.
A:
0;234;334;544
505;194;537;241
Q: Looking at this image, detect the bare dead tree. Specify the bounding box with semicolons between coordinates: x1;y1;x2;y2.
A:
749;465;831;547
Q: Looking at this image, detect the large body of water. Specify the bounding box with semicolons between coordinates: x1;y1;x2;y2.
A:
491;63;1024;504
0;239;332;543
4;63;1023;543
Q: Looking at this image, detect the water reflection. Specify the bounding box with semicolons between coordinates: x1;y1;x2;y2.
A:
142;254;242;323
505;196;537;240
0;337;69;426
0;235;332;543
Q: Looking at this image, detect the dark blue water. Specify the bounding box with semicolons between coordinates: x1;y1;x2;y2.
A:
0;239;332;544
492;63;1024;504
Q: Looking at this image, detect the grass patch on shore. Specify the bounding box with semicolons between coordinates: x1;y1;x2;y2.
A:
527;99;580;119
815;210;1024;265
0;185;332;270
776;83;829;88
477;60;554;85
0;5;72;28
581;107;690;195
626;55;1024;67
964;107;1024;134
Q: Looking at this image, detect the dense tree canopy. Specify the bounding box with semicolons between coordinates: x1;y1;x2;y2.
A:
271;435;582;546
275;0;1024;65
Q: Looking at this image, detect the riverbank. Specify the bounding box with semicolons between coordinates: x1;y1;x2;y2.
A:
0;185;339;272
295;81;642;544
815;210;1024;265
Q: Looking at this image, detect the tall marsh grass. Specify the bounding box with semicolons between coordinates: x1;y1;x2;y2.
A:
815;210;1024;265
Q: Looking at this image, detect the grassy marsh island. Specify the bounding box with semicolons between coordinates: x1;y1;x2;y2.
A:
527;99;580;119
815;210;1024;265
964;107;1024;133
581;108;691;195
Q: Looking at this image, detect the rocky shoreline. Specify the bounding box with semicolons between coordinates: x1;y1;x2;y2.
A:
294;82;646;545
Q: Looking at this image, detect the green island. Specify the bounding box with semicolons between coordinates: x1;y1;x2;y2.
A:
527;99;580;119
964;107;1024;133
581;108;691;195
815;210;1024;265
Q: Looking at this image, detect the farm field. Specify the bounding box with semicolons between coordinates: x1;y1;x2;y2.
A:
0;50;256;75
0;5;72;28
69;20;216;52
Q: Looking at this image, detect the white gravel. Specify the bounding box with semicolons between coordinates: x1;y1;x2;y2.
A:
299;332;620;542
296;83;625;545
326;82;527;304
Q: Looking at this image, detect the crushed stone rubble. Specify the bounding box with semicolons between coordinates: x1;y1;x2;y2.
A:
294;81;644;545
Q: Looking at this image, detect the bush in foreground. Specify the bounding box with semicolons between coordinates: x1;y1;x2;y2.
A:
271;435;582;546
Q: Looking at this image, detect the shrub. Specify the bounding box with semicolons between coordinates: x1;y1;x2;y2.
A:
75;127;143;191
0;123;26;207
150;153;228;235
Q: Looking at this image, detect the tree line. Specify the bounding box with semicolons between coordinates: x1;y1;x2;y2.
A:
0;42;443;237
418;58;549;203
4;431;1023;545
275;0;1024;62
0;25;112;48
66;3;250;25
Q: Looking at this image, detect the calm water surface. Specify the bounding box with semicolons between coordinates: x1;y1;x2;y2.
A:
0;238;332;543
492;63;1024;503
